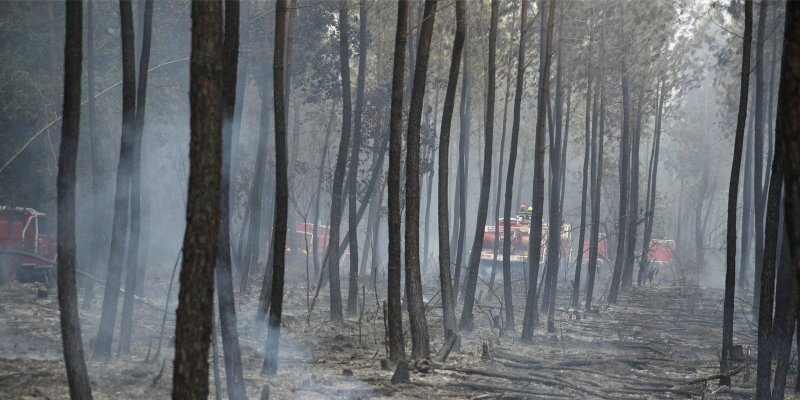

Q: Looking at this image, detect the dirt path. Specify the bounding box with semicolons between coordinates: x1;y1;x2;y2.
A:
0;266;784;399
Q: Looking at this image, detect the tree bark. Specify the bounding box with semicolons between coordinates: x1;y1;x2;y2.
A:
608;12;632;304
752;0;769;318
502;0;528;331
262;0;289;376
638;80;665;285
81;0;100;310
621;88;643;289
521;0;555;341
721;0;752;387
172;0;223;397
460;0;497;331
216;0;247;397
775;4;800;390
404;0;437;359
453;43;471;305
771;223;796;399
347;0;368;317
740;91;755;292
58;2;93;397
488;12;515;294
119;0;154;355
586;22;605;311
543;6;565;330
94;0;137;360
326;0;354;325
312;104;336;278
437;0;465;336
386;0;408;363
572;39;592;306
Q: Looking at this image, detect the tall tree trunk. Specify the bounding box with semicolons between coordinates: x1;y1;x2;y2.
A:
326;0;354;325
216;0;247;397
521;0;555;341
453;43;471;304
758;132;785;397
752;0;769;318
93;0;137;360
436;0;465;336
460;0;497;331
172;0;223;396
312;104;336;278
386;0;408;363
404;0;436;359
119;0;153;355
771;223;796;399
608;11;632;304
422;88;440;274
622;89;643;288
488;14;515;294
58;2;93;397
586;24;605;311
239;11;274;293
741;95;755;292
262;0;289;376
775;5;800;392
347;0;368;317
82;0;100;310
542;6;565;329
572;42;592;306
721;0;752;386
502;0;528;331
638;80;665;285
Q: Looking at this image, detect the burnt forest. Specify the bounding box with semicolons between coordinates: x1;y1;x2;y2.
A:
3;0;800;399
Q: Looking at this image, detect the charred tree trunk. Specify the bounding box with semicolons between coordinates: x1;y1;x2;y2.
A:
775;4;800;391
752;0;769;318
312;104;336;278
82;0;100;310
608;17;631;304
460;0;497;331
586;27;605;311
502;0;528;331
638;80;665;285
572;41;592;306
326;0;353;325
771;223;796;399
347;0;368;317
262;0;288;376
172;0;223;397
740;113;755;292
453;42;471;304
721;0;752;387
216;0;247;397
239;12;274;293
437;0;465;336
386;0;408;363
622;89;643;288
521;0;555;341
488;13;515;294
543;6;565;331
119;0;153;355
94;0;137;360
57;2;93;397
404;0;436;359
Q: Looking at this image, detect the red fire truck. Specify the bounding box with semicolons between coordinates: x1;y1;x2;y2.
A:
479;205;571;270
292;222;330;257
0;206;57;285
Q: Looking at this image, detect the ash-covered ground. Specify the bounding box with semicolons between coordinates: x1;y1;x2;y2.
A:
0;261;784;399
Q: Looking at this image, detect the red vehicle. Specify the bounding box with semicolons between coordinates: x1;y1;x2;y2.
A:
0;206;57;285
292;222;330;256
645;239;675;266
581;233;610;264
479;206;571;269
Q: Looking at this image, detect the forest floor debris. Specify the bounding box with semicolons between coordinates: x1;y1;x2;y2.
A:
0;265;792;399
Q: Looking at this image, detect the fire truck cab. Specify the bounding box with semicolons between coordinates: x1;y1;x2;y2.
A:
0;206;57;285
